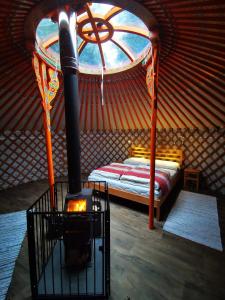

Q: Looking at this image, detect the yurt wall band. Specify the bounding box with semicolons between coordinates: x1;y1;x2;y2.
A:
1;128;224;195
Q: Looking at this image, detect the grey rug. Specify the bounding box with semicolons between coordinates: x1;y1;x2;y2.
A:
0;211;27;300
163;190;222;251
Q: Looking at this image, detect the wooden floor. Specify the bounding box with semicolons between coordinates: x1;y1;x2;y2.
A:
0;180;225;300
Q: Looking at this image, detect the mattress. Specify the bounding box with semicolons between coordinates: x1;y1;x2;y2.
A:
88;162;179;199
88;174;159;198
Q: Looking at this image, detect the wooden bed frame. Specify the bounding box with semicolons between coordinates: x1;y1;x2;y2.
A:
88;146;184;221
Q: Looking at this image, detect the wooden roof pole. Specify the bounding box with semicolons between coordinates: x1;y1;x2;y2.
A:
148;37;159;230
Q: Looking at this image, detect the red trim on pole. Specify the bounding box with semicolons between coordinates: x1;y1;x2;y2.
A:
148;41;159;230
43;112;55;209
149;108;157;229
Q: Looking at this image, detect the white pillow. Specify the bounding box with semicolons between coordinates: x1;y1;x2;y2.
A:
123;157;150;166
155;159;180;170
123;157;180;170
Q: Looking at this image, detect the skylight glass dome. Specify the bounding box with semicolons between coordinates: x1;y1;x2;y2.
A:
36;2;152;74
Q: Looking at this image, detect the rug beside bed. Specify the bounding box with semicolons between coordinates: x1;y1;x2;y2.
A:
0;211;27;300
163;190;222;251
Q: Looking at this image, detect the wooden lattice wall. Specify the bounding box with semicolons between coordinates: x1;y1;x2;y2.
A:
0;129;224;194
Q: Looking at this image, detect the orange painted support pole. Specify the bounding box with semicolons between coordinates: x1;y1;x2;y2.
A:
43;111;55;209
33;54;59;210
149;40;159;230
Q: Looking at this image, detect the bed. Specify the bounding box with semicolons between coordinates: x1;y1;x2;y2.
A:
87;146;184;221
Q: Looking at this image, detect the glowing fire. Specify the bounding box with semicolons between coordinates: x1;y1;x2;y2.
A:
67;199;87;212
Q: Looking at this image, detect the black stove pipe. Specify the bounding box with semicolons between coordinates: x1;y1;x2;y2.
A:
58;10;81;194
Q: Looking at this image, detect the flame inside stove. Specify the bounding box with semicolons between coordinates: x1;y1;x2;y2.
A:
67;199;87;212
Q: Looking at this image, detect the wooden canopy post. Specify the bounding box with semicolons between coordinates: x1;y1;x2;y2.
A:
147;37;160;230
41;63;55;209
33;54;59;209
42;104;55;209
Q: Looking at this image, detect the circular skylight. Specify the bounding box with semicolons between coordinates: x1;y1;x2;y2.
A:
36;3;152;74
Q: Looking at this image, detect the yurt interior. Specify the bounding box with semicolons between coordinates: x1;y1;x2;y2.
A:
0;0;225;300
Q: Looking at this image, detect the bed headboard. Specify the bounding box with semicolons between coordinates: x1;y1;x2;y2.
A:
129;146;184;165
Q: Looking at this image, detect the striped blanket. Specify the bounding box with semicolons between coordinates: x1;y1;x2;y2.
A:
90;163;171;195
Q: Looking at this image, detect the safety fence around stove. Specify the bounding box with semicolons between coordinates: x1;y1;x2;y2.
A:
27;181;110;299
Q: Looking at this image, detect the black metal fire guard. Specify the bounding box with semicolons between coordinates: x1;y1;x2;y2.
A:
27;181;110;300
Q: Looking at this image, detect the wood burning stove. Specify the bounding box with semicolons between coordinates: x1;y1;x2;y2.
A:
63;188;102;269
64;188;93;268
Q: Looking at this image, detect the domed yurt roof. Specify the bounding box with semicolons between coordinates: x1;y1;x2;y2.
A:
0;0;224;131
